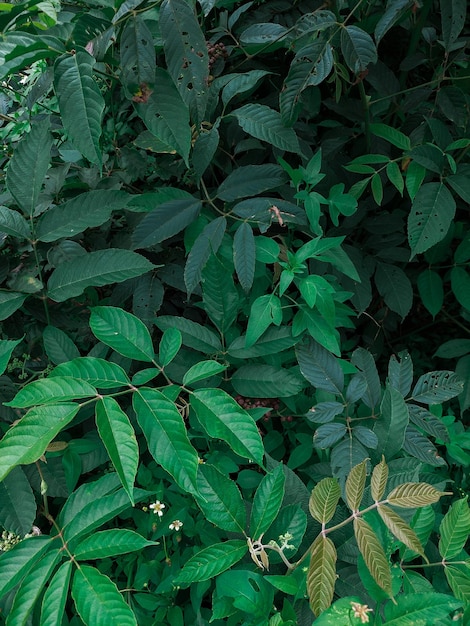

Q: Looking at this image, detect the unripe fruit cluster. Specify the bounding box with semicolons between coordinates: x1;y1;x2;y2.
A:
207;42;228;67
235;396;293;423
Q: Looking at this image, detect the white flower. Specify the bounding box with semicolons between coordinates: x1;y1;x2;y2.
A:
169;520;183;531
149;501;165;517
350;602;373;624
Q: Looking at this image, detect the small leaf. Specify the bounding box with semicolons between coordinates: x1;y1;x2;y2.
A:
231;103;300;153
345;459;367;511
202;254;240;334
74;529;156;560
451;266;470;311
43;326;80;365
131;198;201;249
439;497;470;560
378;504;426;558
182;360;227;386
250;465;285;538
307;535;337;616
296;338;344;394
411;370;464;404
308;477;341;524
176;540;247;584
370;123;410;151
156;315;222;353
440;0;467;51
375;262;413;318
386;160;405;195
0;337;23;377
184;216;226;296
245;294;282;348
354;517;392;596
233;222;256;292
371;457;388;502
351;348;381;408
307;401;344;424
0;466;36;535
313;423;347;449
341;25;377;74
159;328;182;367
0;206;31;239
387;482;445;508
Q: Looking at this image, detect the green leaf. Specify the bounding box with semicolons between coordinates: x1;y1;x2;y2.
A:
192;121;220;180
221;70;271;107
184;216;226;296
402;425;446;466
133;387;199;496
0;337;22;377
176;540;247;585
307;401;344;424
354;517;392;596
417;269;444;317
191;388;264;464
228;327;297;358
388;351;413;397
408;404;449;441
120;15;155;96
37;191;130;243
0;206;31;239
50;357;130;389
54;49;104;164
250;465;285;539
386;161;405;195
378;504;425;558
156;316;222;353
195;463;246;534
434;339;470;359
408;182;456;258
6;376;96;408
340;25;377;73
0;535;52;599
383;592;462;625
307;535;337;616
387;482;445;507
59;473;121;527
231;103;300;153
313;423;347;449
351;348;381;408
371;457;389;502
43;326;80;365
401;505;435;561
96;397;138;505
345;460;367;511
440;0;466;51
182;360;227;386
445;565;470;604
411;370;464;404
159;328;182;367
6;117;52;216
308;477;341;524
131;198;201;249
375;0;414;43
246;294;282;348
74;529;156;560
47;249;154;302
374;385;409;459
0;291;27;320
0;404;79;481
160;0;209;125
439;497;470;560
202;254;239;334
405;160;426;200
296;338;344;394
0;466;36;535
89;306;155;362
72;565;137;626
233;222;256;292
231;364;304;398
216;164;287;202
40;560;72;626
446;173;470;204
451;266;470;310
369;123;410;151
375;262;412;318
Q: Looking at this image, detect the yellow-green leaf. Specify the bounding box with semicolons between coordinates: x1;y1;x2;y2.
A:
378;504;426;559
371;456;388;502
309;477;341;524
354;517;392;596
307;535;337;616
345;459;367;511
387;482;447;508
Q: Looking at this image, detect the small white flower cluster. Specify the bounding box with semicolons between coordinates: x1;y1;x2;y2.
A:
0;526;41;552
148;501;183;532
350;601;373;624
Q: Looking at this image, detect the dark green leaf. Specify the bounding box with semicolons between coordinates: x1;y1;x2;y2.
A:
120;15;156;96
195;464;246;533
50;357;130;389
0;337;23;377
374;385;409;459
451;266;470;310
313;423;347;449
0;536;53;599
307;401;344;424
184;216;226;296
43;326;80;365
202;254;239;334
440;0;466;51
375;0;414;43
408;183;456;258
176;540;247;585
131;198;201;249
351;348;381;408
155;315;222;353
245;294;282;348
233;222;256;292
341;26;377;73
388;350;413;397
228;327;297;359
6;376;96;408
402;425;446;466
375;262;413;318
411;370;464;404
159;327;182;367
369;123;410;151
182;360;227;386
439;497;470;560
0;466;36;535
250;465;285;538
417;269;444;317
231;103;300;153
296;338;344;394
217;164;287;202
231;364;304;398
0;206;31;239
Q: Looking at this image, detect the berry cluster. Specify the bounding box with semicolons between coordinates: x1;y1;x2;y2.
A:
235;396;294;423
207;41;228;68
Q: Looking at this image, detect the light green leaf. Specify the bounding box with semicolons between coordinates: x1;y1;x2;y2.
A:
374;385;409;459
133;387;199;495
444;565;470;604
0;404;79;481
0;536;53;599
408;182;456;258
131;198;201;249
182;360;228;386
191;388;264;464
411;370;464;404
54;49;104;164
417;269;443;318
0;466;36;535
195;464;246;533
378;504;426;558
89;306;155;362
176;540;247;584
296;338;344;394
50;357;130;389
216;164;287;202
307;535;337;616
250;465;285;539
341;25;377;73
74;529;156;560
354;517;392;596
43;325;80;365
371;456;388;502
160;0;209;125
245;294;282;348
72;565;137;626
47;249;155;302
0;206;31;239
184;216;226;296
6;376;96;408
159;328;182;367
37;190;130;243
231;103;300;153
308;477;341;524
6;117;52;216
387;482;445;508
439;497;470;560
155;315;222;353
233;222;255;292
383;592;462;625
0;337;23;377
231;364;304;398
120;15;156;96
40;560;72;626
345;460;367;511
58;473;121;527
96;397;138;505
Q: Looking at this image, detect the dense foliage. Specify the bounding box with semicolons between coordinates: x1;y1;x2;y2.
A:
0;0;469;624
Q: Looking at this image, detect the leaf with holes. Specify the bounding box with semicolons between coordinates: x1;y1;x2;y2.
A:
408;183;456;258
120;15;155;97
411;370;464;404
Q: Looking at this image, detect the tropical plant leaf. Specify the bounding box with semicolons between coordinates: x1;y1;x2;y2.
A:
369;123;410;151
402;425;446;466
176;540;247;585
191;388;264;464
47;249;155;302
231;103;300;152
308;477;341;524
155;315;222;353
444;565;470;604
202;254;240;333
438;497;470;560
250;465;285;539
354;517;392;596
371;456;389;502
232;222;256;293
158;328;182;367
341;25;377;73
40;560;72;626
184;216;226;296
228;327;296;358
5;376;96;408
220;70;271;106
375;262;413;318
58;473;121;527
192;121;220;180
54;49;104;164
50;357;130;389
375;0;414;43
388;351;413;397
296;338;344;394
345;460;367;511
195;464;246;534
401;505;435;561
72;565;137;626
374;385;409;459
407;404;449;441
0;337;23;377
89;306;155;362
0;535;53;599
42;326;80;365
216;164;287;202
120;15;156;96
6;117;52;216
0;466;36;535
245;294;282;348
131;198;201;249
351;348;381;408
313;423;347;449
451;266;470;310
133;387;199;496
95;397;139;504
378;504;426;558
387;482;446;507
231;364;304;398
74;529;156;560
307;535;337;616
411;370;464;404
307;401;344;424
383;592;462;625
182;360;227;386
440;0;467;51
0;206;31;239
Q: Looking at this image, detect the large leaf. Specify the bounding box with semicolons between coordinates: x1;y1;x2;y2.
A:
0;466;36;535
231;364;304;398
410;370;464;404
120;15;156;96
0;403;79;481
383;592;462;625
438;498;470;560
216;164;287;202
387;482;445;508
233;222;256;292
50;357;130;389
195;464;246;534
40;560;72;626
37;191;130;243
340;25;377;73
345;460;367;511
250;465;285;539
89;306;155;362
184;216;226;296
0;206;31;239
375;262;413;318
408;182;456;258
96;397;139;504
308;477;341;524
5;376;96;408
47;249;154;302
72;565;137;626
440;0;467;51
354;517;392;596
160;0;209;125
0;535;53;599
54;49;105;164
231;103;300;153
131;198;201;249
133;388;199;495
155;315;222;353
6;117;52;216
191;388;264;464
74;529;156;560
307;535;337;616
296;338;344;394
176;540;247;585
374;385;409;459
378;504;426;558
